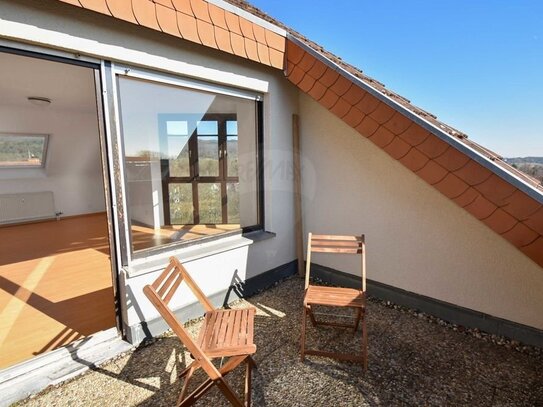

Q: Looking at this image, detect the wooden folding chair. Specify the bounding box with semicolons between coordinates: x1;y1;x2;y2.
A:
300;233;368;369
143;257;257;407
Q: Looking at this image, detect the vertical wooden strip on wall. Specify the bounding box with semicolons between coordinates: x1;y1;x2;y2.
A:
292;114;304;277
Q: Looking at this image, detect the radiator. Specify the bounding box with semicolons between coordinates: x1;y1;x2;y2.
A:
0;191;55;224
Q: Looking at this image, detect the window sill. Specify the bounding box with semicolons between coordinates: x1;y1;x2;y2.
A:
125;230;275;278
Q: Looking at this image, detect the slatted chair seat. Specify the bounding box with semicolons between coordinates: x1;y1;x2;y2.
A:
197;308;256;358
300;233;368;369
143;257;256;407
304;285;365;308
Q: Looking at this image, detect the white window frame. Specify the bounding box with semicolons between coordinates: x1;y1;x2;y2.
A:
0;132;50;169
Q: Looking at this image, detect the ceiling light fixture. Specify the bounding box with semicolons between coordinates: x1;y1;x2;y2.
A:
27;96;52;107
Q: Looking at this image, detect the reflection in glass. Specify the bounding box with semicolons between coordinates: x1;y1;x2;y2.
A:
227;183;240;224
227;135;238;177
198;136;219;177
168;136;190;177
169;184;193;224
198;183;221;224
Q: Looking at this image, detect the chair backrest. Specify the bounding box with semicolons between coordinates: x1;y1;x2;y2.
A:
305;233;366;292
143;257;221;380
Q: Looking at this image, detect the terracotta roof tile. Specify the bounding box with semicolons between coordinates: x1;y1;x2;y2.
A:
230;32;247;58
329;97;351;118
257;41;270;65
434;146;471;172
269;48;284;69
330;75;352;97
286;37;304;64
306;61;327;81
525;208;543;235
341;106;365;128
502;190;542;221
224;10;242;35
452;187;479;208
383;136;411;160
79;0;110;14
474;174;517;207
464;195;498;220
319;89;339;109
156;3;181;36
342;85;366;105
319;68;340;88
520;237;543;267
355;93;380;115
355;116;380;137
502;222;539;247
453;160;493;186
297;52;316;73
297;74;316;94
286;63;305;85
483;208;518;234
399;147;429;172
434;173;469;199
416;136;449;159
154;0;174;8
384;112;413;136
171;0;192;15
208;3;227;29
214;25;233;53
265;30;285;52
368;127;395;148
397;124;430;147
307;80;327;101
132;0;160;30
370;102;396;125
252;23;267;45
190;0;211;23
243;37;259;61
196;19;217;48
239;17;255;40
416;160;448;185
105;0;137;22
177;11;200;43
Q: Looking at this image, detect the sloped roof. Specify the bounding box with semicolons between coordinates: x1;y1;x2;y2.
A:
52;0;543;268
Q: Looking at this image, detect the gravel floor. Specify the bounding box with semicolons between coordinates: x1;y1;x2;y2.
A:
16;277;543;406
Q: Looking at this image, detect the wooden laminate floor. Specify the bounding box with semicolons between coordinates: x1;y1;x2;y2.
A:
0;213;115;369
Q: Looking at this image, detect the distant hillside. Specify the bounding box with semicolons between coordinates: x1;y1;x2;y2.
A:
505;157;543;165
505;157;543;184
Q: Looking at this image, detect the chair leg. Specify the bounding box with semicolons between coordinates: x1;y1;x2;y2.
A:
353;307;362;332
244;357;252;407
300;306;308;361
217;377;245;407
362;315;368;372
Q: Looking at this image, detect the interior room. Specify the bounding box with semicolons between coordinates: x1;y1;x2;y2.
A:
0;51;116;369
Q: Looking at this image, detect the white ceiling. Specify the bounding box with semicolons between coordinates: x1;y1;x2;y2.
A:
0;52;97;111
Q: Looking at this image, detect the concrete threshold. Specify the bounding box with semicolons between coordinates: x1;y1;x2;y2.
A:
0;328;133;406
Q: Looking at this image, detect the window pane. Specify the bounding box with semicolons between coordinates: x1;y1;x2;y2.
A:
198;136;219;177
169;183;193;224
198;183;221;224
168;136;190;177
226;120;238;135
197;120;218;135
227;183;240;224
166;120;188;136
117;76;260;253
0;134;47;167
227;135;238;177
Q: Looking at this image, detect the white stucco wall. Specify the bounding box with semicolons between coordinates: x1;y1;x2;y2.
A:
0;105;106;216
299;93;543;330
0;0;298;328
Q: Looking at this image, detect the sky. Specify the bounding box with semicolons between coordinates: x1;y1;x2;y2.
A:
249;0;543;157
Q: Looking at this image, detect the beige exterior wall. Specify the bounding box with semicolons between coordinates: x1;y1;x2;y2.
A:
299;93;543;330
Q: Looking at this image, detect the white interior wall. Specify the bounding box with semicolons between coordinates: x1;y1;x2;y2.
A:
0;0;298;326
0;104;105;216
299;93;543;330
